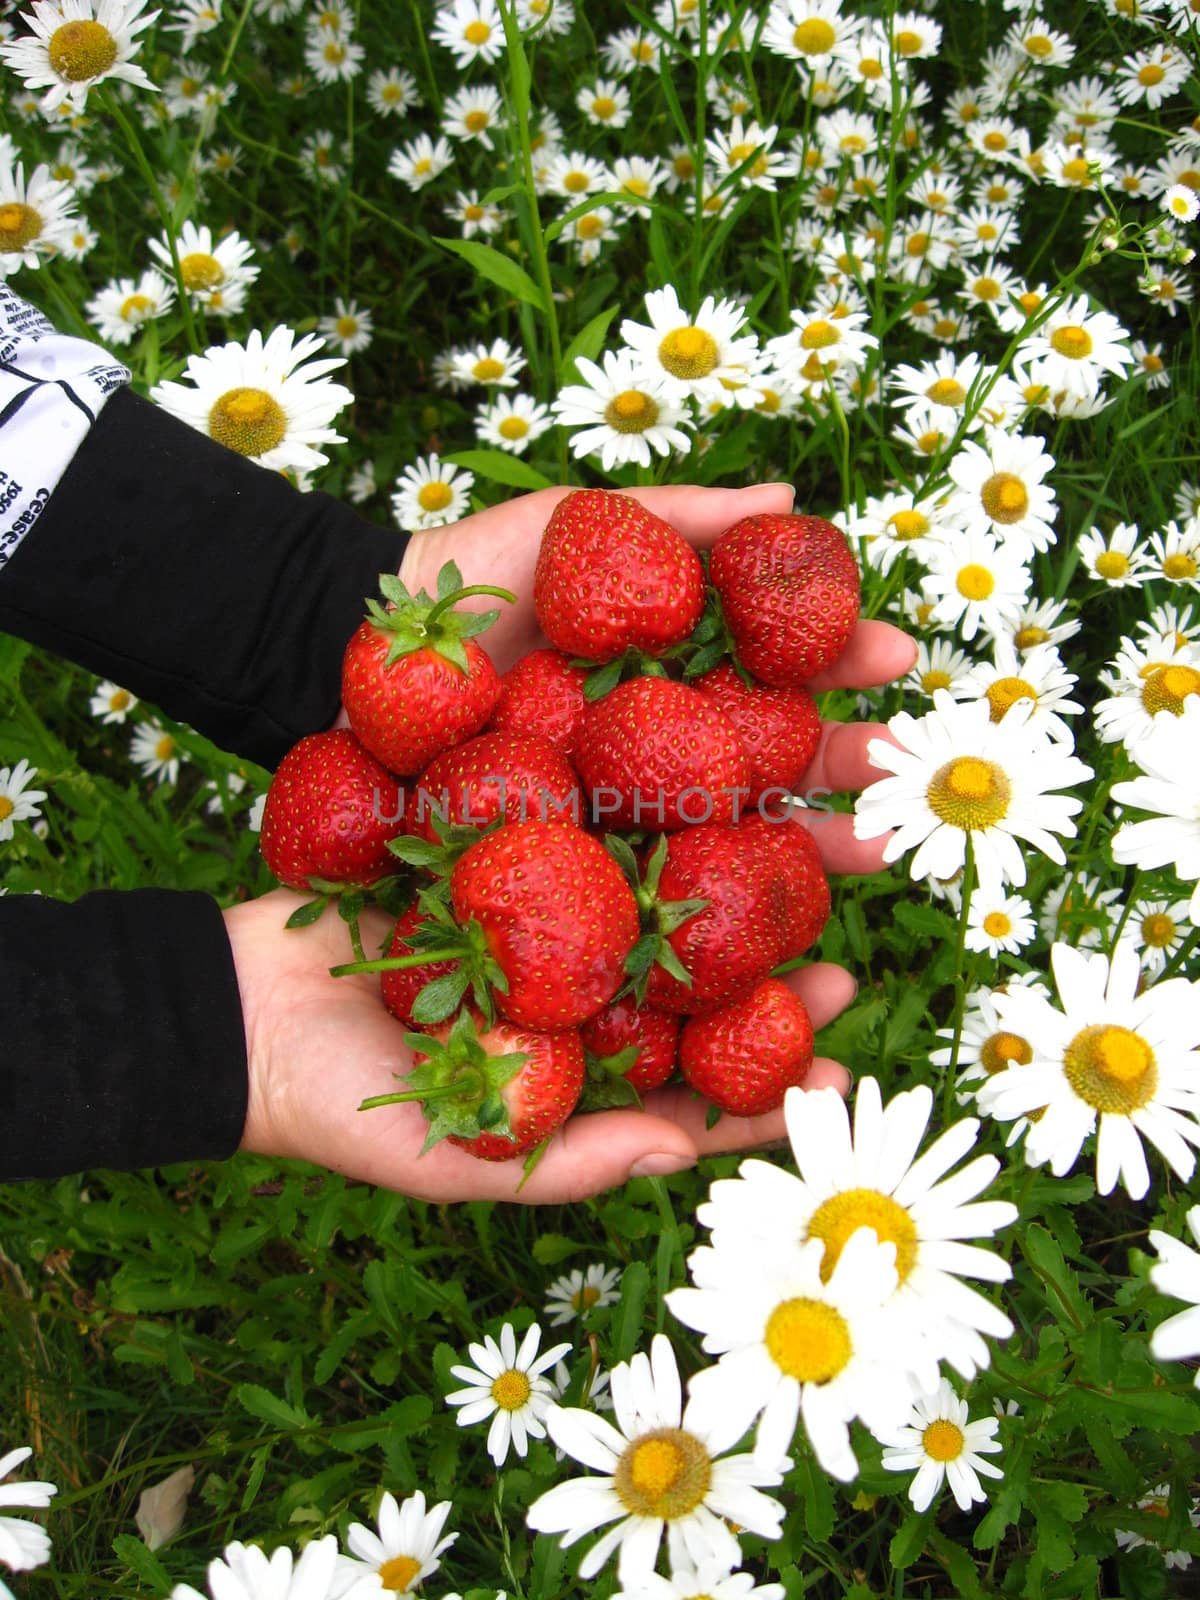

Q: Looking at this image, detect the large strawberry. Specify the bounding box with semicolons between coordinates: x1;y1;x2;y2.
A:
487;648;590;761
360;1007;584;1161
641;823;790;1013
741;813;831;960
709;513;860;686
342;562;514;775
580;994;680;1105
260;728;403;891
450;820;640;1030
679;977;814;1117
408;730;583;842
533;488;706;665
575;678;751;832
693;661;823;803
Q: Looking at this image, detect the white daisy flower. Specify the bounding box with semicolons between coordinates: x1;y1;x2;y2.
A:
89;680;138;724
0;0;158;113
544;1265;622;1326
930;982;1045;1143
1094;633;1200;751
171;1537;339;1600
526;1334;786;1582
1162;182;1200;224
150;326;353;474
1149;1207;1200;1389
147;220;259;315
765;305;876;389
669;1229;913;1481
367;66;421;117
317;297;373;356
392;453;474;533
0;1444;57;1583
300;130;348;185
475;391;553;454
1140;600;1200;652
952;639;1082;743
1007;14;1075;67
446;1322;571;1467
304;29;364;81
167;0;221;49
619;284;761;407
388;133;455;190
843;490;952;577
450;337;526;389
919;531;1033;643
880;1380;1003;1512
854;691;1091;893
965;891;1036;957
761;0;861;65
1111;697;1200;925
945;431;1058;559
0;159;79;276
446;189;506;238
1002;597;1081;656
1114;1483;1199;1571
1118;898;1191;978
85;267;175;346
1148;520;1200;586
347;459;377;505
1077;521;1154;587
334;1491;456;1599
430;0;504;65
552;349;693;471
517;0;574;35
1038;872;1121;953
130;723;184;786
1017;294;1134;403
980;943;1200;1199
705;117;798;192
1113;42;1191;107
613;1558;784;1600
576;78;630;129
0;759;48;842
905;638;975;700
889;351;986;434
599;25;661;73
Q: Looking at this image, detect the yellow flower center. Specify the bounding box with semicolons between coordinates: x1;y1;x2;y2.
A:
983;910;1013;937
604;389;659;432
905;231;930;258
982;131;1008;152
922;1420;965;1462
792;17;836;53
577;214;605;239
571;1284;602;1310
888;509;929;541
980;1030;1033;1075
623;177;650;197
1141;663;1200;715
926;377;966;407
335;315;359;339
155;735;176;762
894;28;922;54
472;357;505;381
118;293;154;322
1060;158;1092;185
613;1429;712;1519
1050;325;1093;361
800;319;840;350
756;388;781;414
498;415;529;440
922;669;952;692
954;564;996;602
1163;553;1198;580
417;481;454;513
1095;550;1130;580
463;203;485;221
658;325;719;380
464;19;492;43
1014;624;1049;651
413;158;432;175
48;18;118;81
593;95;617;119
764;1298;852;1382
807;1187;919;1284
491;1368;532;1410
1177;168;1200;190
985;675;1039;720
933;318;959;339
1024;32;1054;57
324;40;346;61
208;388;287;457
464;109;490;132
377;1556;423;1593
0;797;14;822
0;203;44;251
1063;1024;1157;1114
673;153;695;180
564;171;591;193
927;756;1012;830
109;689;132;711
916;429;943;455
1142;912;1177;948
972;277;1002;302
1138;62;1165;85
179;251;225;291
980;472;1030;524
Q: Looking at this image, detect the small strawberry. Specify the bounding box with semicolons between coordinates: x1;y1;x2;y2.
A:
580;994;680;1103
379;902;462;1027
360;1007;584;1161
342;562;514;775
741;813;831;960
679;977;814;1117
450;820;641;1030
408;730;583;842
575;678;751;832
487;648;590;761
709;513;860;686
533;488;706;665
260;728;403;892
693;661;822;803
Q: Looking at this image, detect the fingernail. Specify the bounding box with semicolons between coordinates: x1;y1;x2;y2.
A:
629;1153;696;1179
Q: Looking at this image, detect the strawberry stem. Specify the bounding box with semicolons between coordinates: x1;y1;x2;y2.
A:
424;584;517;628
359;1069;483;1110
330;950;462;976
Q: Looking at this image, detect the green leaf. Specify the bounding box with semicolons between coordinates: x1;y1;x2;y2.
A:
531;1233;582;1266
285;896;329;929
794;1451;834;1542
112;1535;172;1595
434;237;546;309
612;1260;650;1361
1022;1223;1092;1331
443;448;554;490
234;1383;313;1433
889;1510;931;1569
411;970;470;1024
560;303;621;381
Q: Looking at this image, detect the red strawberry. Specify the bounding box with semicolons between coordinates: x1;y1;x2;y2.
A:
380;903;461;1027
680;978;814;1117
580;994;680;1097
450;820;640;1030
533;488;706;664
709;513;860;686
362;1007;584;1161
260;728;403;891
643;823;790;1014
575;678;751;832
342;563;513;775
408;730;583;842
488;648;590;761
742;813;831;959
694;662;822;803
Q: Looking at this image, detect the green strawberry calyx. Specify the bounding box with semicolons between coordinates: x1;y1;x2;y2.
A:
358;1009;526;1154
366;560;516;673
604;834;708;1003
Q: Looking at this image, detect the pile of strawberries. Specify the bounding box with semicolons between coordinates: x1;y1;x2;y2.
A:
259;489;861;1166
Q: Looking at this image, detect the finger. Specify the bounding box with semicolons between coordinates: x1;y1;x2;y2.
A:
806;619;917;691
795;811;894;876
624;482;795;545
776;961;856;1027
802;719;902;794
640;1056;850;1157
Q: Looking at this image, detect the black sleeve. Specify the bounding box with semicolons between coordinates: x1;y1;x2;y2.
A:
0;386;408;771
0;890;248;1181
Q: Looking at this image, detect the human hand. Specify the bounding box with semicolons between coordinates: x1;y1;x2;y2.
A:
230;890;862;1202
